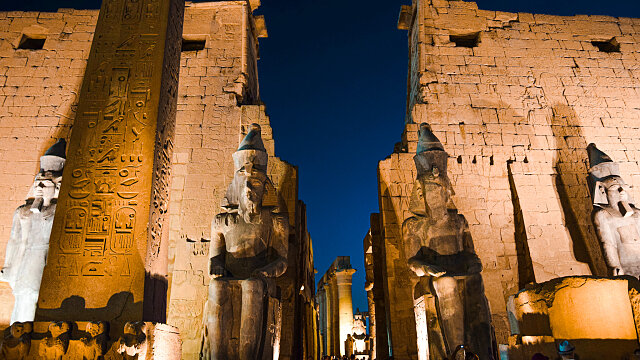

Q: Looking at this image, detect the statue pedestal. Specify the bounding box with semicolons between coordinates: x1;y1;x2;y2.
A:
204;279;281;360
413;293;445;360
0;321;180;360
509;276;640;360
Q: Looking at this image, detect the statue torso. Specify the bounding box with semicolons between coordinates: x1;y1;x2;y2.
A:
405;211;474;276
426;214;465;255
9;203;56;291
215;209;276;278
17;203;56;248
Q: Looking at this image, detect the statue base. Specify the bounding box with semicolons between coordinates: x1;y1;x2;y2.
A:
508;276;640;360
413;293;446;360
201;279;282;360
0;321;181;360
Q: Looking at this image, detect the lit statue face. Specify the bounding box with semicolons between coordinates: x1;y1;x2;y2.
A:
31;171;60;205
236;165;267;217
416;175;450;214
603;177;632;206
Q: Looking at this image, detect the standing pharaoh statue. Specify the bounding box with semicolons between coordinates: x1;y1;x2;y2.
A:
588;143;640;277
203;124;289;360
403;124;495;359
0;139;66;323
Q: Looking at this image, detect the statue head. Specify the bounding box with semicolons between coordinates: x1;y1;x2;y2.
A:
222;124;278;218
588;143;635;210
9;322;32;338
86;321;107;337
410;123;453;216
28;139;66;212
48;321;70;338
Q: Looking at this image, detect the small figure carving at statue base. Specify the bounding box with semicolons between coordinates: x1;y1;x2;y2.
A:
403;124;496;360
0;322;33;360
116;322;149;359
80;321;108;360
39;321;71;360
588;143;640;278
0;139;66;324
202;124;288;360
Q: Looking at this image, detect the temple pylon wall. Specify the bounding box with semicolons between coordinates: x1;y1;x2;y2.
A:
0;2;317;359
372;0;640;358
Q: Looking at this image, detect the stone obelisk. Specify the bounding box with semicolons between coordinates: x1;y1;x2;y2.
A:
36;0;184;330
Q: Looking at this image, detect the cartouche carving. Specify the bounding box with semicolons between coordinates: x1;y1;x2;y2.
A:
0;139;65;323
403;123;495;359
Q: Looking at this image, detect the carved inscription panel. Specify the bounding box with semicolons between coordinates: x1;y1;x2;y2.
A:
37;0;183;313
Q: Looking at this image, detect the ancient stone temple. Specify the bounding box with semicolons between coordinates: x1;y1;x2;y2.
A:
0;1;317;359
316;256;356;358
366;0;640;359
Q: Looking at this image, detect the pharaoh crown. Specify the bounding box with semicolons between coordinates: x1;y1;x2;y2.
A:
232;123;268;172
414;123;448;180
40;138;66;173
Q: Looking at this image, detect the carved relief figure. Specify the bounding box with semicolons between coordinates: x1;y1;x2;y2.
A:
80;321;109;360
39;321;71;360
203;124;289;359
0;139;66;323
589;143;640;277
116;321;149;359
0;321;33;360
403;124;495;359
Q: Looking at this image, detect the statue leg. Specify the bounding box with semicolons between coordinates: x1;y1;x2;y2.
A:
463;274;494;360
207;279;231;359
431;276;464;355
240;278;266;360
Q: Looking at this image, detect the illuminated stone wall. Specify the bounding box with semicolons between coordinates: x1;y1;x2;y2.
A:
374;0;640;358
0;2;316;359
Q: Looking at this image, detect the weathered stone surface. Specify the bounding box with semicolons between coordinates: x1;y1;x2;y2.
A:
509;276;639;360
0;140;65;324
203;124;288;360
0;3;317;359
375;0;640;355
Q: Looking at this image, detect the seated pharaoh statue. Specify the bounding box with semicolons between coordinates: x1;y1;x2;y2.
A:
203;124;289;360
403;124;495;360
589;143;640;277
0;139;66;323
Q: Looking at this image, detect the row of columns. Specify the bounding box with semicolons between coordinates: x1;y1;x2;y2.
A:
316;257;356;357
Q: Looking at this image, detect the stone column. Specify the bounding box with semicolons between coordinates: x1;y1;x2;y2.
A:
336;268;356;356
36;0;184;333
329;272;339;355
317;285;327;356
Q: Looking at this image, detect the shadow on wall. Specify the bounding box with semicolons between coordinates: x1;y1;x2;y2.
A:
378;182;417;358
507;161;535;289
550;105;606;276
35;291;142;341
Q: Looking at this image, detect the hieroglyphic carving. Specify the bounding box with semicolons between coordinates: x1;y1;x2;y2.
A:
37;0;184;322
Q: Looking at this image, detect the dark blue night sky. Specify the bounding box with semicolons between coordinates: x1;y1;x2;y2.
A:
3;0;640;315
